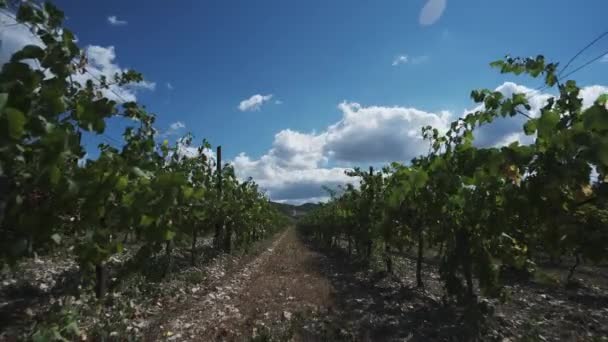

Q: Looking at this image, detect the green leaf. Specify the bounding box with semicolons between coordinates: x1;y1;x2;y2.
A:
140;215;154;227
5;108;27;139
523;119;537;135
594;93;608;106
489;60;504;69
182;186;194;199
16;4;39;24
43;2;64;28
49;165;61;185
471;90;486;102
164;230;176;241
51;233;61;244
113;242;124;254
512;93;527;106
598;141;608;167
537;110;559;138
412;170;429;189
0;93;7;111
11;45;45;62
546;72;557;87
132;167;151;179
115;176;129;191
583;105;608;131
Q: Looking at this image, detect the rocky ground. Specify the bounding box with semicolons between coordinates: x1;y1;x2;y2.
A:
145;228;608;341
1;228;607;341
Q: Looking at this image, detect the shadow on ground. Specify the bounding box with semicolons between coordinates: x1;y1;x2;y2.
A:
295;233;483;342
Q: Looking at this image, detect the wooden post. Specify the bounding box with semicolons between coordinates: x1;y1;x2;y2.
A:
214;146;223;249
95;262;108;298
191;228;197;266
416;229;424;288
366;166;374;258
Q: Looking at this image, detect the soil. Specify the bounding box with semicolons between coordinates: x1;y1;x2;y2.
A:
2;227;607;341
145;228;608;341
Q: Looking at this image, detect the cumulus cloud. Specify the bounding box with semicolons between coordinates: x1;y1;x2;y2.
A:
419;0;447;26
107;15;128;26
159;121;186;138
232;101;452;203
169;121;186;131
579;85;608;109
167;82;174;90
324;102;451;163
175;142;215;160
601;54;608;63
392;55;408;66
232;152;351;203
269;129;327;169
238;94;273;111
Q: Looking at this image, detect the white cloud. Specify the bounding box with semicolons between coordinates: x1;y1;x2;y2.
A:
167;82;174;90
175;142;214;160
392;55;408;66
392;54;428;66
601;54;608;63
268;129;327;170
159;121;186;138
324;102;451;163
232;152;351;203
579;85;608;109
232;101;452;203
169;121;185;131
238;94;273;111
0;11;42;66
419;0;447;26
107;15;128;26
275;99;283;105
72;45;156;102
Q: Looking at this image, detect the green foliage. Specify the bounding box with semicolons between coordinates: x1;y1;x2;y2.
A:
300;52;608;309
0;1;288;337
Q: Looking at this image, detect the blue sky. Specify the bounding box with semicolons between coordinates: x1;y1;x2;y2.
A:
2;0;608;203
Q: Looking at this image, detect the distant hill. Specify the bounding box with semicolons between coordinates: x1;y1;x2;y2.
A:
270;201;320;219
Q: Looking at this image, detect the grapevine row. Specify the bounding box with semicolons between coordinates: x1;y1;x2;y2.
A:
299;55;608;307
0;1;288;300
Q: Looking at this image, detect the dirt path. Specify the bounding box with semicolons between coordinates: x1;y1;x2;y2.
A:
147;228;608;342
149;228;335;341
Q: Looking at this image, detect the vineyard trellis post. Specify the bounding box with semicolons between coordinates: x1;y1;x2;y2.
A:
214;146;223;249
366;166;374;258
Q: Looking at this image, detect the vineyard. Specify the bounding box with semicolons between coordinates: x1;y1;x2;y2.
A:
0;1;288;340
296;56;608;338
1;1;608;341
